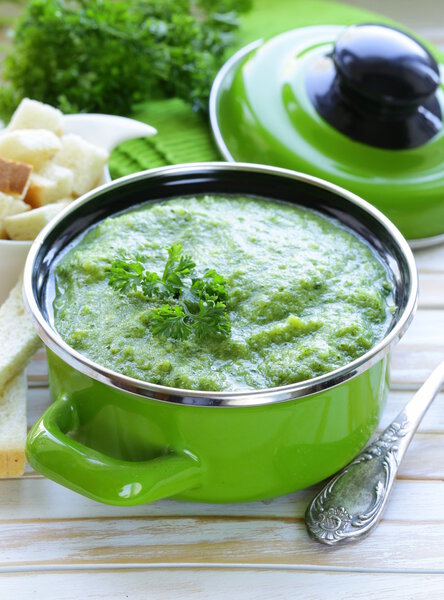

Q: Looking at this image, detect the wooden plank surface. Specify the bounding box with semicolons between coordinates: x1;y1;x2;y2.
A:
2;570;444;600
3;515;444;571
1;9;444;600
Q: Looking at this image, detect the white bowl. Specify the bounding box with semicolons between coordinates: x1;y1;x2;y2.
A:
0;113;156;304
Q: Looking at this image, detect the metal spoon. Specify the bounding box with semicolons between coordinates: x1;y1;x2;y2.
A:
305;360;444;545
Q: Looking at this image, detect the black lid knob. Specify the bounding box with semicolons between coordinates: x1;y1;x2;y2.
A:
306;23;443;149
333;24;440;109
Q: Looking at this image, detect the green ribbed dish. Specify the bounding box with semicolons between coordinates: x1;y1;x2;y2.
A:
109;98;220;179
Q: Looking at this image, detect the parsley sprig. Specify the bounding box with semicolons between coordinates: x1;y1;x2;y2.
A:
0;0;252;120
107;244;230;341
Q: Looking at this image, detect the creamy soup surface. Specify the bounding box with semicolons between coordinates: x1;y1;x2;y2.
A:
53;195;395;391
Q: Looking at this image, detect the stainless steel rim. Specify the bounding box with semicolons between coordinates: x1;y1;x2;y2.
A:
23;162;418;407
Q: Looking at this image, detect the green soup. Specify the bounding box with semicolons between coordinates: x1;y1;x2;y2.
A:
53;195;395;391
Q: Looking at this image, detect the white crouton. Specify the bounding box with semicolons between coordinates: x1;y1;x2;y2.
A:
4;199;70;240
0;193;31;238
54;134;108;197
8;98;63;136
0;129;61;169
25;163;73;208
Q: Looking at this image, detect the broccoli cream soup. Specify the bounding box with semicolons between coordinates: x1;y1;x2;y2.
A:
53;195;395;391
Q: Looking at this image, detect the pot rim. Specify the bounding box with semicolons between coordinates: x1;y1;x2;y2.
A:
23;162;418;407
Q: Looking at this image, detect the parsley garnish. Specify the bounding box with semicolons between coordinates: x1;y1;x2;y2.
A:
107;244;230;341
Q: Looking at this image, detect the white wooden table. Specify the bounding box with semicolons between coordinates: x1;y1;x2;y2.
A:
1;3;444;598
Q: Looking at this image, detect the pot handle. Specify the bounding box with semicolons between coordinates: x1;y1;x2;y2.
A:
26;394;202;505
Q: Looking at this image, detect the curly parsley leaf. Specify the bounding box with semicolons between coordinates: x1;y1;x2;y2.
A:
150;304;191;340
191;268;228;303
107;244;230;341
107;257;146;294
161;243;196;296
192;300;231;339
151;300;230;341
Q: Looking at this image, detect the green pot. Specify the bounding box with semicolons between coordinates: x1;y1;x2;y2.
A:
24;163;417;505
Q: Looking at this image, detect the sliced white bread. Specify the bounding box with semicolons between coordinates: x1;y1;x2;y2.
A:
4;199;70;240
0;277;41;392
0;156;33;200
7;98;63;136
54;134;108;197
0;129;61;169
0;193;31;238
0;372;27;478
25;163;73;208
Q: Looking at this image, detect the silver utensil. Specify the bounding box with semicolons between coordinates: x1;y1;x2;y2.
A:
305;360;444;546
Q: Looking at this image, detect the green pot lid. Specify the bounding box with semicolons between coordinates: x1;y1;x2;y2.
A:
210;24;444;245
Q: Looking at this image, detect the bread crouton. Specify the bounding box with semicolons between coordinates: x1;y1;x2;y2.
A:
0;157;33;201
4;199;70;240
8;98;63;136
25;163;73;208
0;193;31;238
54;134;108;197
0;129;61;169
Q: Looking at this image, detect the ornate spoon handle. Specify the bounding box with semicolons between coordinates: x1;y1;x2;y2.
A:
305;360;444;546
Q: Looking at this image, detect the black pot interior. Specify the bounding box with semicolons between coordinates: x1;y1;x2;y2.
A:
31;165;413;334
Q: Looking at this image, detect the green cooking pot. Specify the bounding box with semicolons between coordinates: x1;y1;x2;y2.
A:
24;163;417;506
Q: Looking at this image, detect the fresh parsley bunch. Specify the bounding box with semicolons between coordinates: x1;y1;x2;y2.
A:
0;0;251;120
107;244;231;341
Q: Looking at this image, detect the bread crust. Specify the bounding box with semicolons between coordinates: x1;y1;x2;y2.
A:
24;174;54;208
0;157;33;199
0;372;27;478
0;449;26;478
25;165;73;208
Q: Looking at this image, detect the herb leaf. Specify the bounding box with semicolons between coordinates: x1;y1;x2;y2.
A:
107;244;230;341
150;304;191;340
191;268;229;303
161;243;195;296
0;0;252;120
107;257;146;293
192;300;231;339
